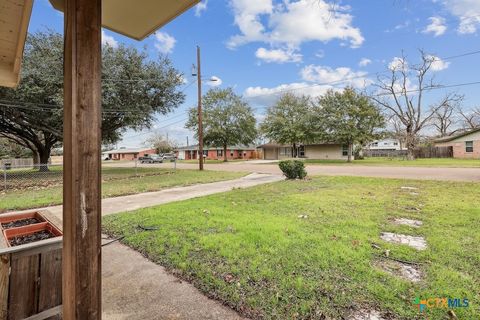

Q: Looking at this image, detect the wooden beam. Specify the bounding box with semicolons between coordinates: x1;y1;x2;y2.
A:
63;0;102;318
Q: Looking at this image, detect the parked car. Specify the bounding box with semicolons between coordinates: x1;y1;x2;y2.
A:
161;153;177;162
139;154;163;164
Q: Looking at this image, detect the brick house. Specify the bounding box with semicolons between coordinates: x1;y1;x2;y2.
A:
434;128;480;159
176;145;259;160
103;148;157;161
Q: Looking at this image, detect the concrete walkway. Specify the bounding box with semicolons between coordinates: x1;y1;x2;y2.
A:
32;173;281;320
40;173;283;220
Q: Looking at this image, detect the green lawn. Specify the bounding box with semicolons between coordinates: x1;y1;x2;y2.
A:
304;157;480;167
103;176;479;319
0;168;244;213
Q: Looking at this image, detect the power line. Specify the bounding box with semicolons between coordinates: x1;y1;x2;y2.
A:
125;80;480;141
126;117;189;140
0;78;197;114
243;48;480;100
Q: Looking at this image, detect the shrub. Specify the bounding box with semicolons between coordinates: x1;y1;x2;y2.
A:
278;160;307;180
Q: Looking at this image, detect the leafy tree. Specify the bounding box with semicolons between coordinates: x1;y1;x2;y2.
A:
145;132;176;154
185;88;257;162
315;87;385;162
0;30;185;170
260;93;315;157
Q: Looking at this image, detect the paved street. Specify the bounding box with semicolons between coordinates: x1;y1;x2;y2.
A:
104;161;480;182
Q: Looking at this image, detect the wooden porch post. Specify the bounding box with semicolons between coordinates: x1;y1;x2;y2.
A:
63;0;102;318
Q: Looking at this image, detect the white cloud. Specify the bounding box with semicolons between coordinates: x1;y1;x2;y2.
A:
423;16;447;36
255;47;302;63
359;58;372;67
300;65;372;88
102;30;118;48
436;0;480;34
244;82;335;106
388;56;407;71
244;63;372;106
458;15;480;34
228;0;363;50
195;0;208;17
207;76;223;86
154;32;176;54
426;55;450;71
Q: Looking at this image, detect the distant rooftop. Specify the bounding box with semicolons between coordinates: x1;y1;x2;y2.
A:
434;127;480;143
103;147;154;154
176;144;257;151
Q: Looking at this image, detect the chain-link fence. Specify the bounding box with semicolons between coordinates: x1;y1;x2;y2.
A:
1;160;178;193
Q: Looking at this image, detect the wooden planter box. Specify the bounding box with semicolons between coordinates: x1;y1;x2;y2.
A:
0;211;62;320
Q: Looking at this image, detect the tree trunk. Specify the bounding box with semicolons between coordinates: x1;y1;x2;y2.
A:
405;133;416;161
223;144;228;162
38;147;51;172
293;143;297;158
32;150;40;166
347;143;353;163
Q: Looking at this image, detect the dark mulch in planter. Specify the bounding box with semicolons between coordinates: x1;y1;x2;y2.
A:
1;218;41;229
9;230;55;246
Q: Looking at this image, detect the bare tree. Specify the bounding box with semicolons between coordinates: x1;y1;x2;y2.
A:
432;99;462;137
458;106;480;130
371;50;462;160
145;132;176;154
388;115;407;150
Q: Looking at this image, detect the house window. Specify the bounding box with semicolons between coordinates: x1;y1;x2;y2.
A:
203;150;208;157
466;141;474;153
393;142;398;146
342;145;349;156
298;145;305;157
217;150;223;157
279;147;291;157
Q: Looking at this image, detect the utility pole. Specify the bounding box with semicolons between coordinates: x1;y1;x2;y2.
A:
196;46;204;171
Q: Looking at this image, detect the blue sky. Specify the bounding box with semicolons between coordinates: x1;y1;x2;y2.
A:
30;0;480;147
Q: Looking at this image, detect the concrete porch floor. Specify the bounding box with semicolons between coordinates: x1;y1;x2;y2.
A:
24;173;282;319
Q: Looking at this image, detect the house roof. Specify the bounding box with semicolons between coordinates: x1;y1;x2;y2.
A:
434;127;480;143
257;142;341;148
0;0;33;88
49;0;200;41
0;0;199;88
257;143;292;148
176;145;257;151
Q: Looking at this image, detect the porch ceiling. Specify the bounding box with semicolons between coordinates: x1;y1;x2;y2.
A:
0;0;33;88
49;0;200;40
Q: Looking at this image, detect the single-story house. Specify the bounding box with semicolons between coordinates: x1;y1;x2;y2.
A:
176;145;259;160
366;139;406;151
434;128;480;159
258;143;350;160
103;148;157;161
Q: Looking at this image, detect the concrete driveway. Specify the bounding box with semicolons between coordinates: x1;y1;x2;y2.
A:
104;161;480;182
